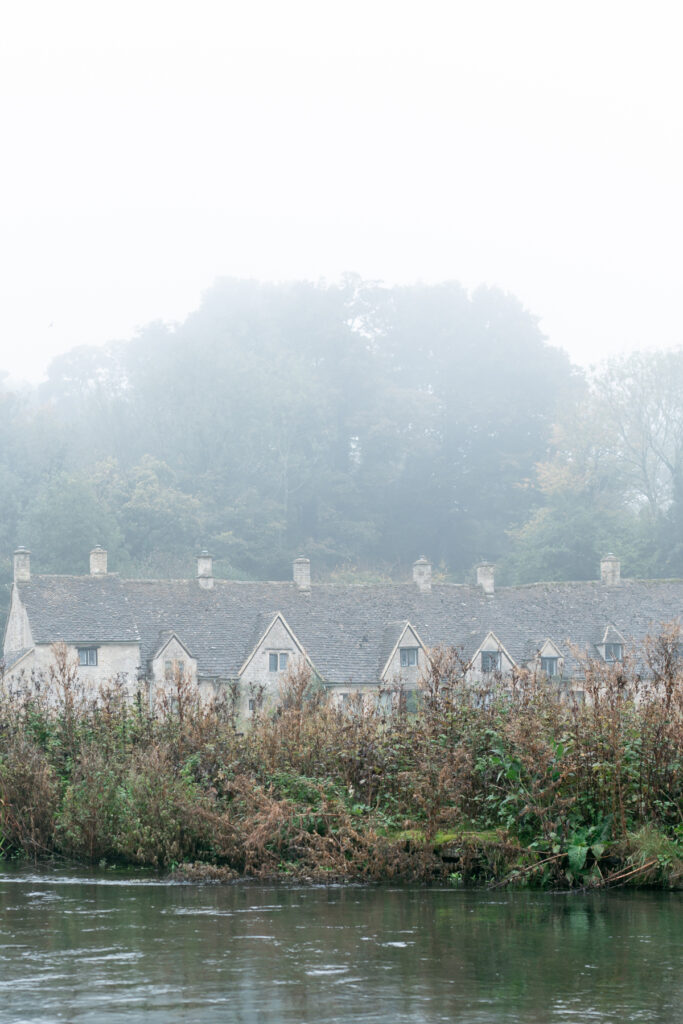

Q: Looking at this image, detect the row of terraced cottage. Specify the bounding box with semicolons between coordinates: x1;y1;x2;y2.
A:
1;547;677;713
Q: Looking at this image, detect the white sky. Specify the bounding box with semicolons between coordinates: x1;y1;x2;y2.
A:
1;0;681;382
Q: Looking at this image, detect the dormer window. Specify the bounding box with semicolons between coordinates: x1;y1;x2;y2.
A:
269;652;289;672
400;647;419;668
165;659;185;679
481;650;501;673
540;656;559;677
604;643;622;663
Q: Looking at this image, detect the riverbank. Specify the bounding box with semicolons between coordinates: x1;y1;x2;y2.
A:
1;643;681;889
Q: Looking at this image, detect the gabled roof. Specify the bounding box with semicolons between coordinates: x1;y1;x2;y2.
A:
469;631;517;670
380;621;426;679
150;630;194;663
10;573;683;684
600;623;626;646
238;612;311;676
538;638;563;659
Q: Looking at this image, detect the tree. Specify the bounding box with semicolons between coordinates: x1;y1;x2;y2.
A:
18;472;125;574
505;349;683;581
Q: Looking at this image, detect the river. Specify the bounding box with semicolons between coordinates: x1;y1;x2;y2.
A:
0;866;680;1023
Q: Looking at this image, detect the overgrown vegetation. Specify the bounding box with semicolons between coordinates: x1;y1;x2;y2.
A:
1;637;681;888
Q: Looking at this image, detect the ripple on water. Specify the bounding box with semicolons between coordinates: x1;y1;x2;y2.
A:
0;876;680;1024
305;966;349;976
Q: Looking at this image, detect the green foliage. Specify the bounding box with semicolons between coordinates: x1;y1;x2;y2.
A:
504;349;683;583
0;640;681;885
0;277;572;590
6;287;683;593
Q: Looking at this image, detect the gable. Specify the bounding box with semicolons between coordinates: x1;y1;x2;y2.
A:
380;622;426;681
600;623;626;646
151;631;194;663
150;633;197;684
239;612;313;679
538;638;562;659
469;631;516;672
3;586;33;656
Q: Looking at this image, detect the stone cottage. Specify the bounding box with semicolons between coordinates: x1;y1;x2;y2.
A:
2;547;681;713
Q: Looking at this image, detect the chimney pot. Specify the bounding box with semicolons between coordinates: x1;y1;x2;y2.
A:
600;553;620;586
412;557;432;593
476;562;495;596
293;556;311;591
197;550;214;589
13;547;31;583
90;546;107;576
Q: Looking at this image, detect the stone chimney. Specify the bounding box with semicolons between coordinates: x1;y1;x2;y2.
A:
293;556;311;591
197;550;214;589
89;546;107;576
600;553;620;586
13;547;30;583
476;562;495;596
412;557;432;593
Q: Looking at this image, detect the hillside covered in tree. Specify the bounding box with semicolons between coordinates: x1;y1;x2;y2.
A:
2;276;682;626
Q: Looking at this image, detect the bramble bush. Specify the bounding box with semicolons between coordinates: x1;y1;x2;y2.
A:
0;636;681;886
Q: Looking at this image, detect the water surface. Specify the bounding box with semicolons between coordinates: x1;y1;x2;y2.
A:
0;866;680;1023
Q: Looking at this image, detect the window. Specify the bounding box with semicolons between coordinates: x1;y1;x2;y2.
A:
165;658;186;679
248;698;256;712
164;659;173;679
540;656;559;677
481;650;501;673
78;647;98;667
400;647;419;668
604;643;623;662
268;652;289;672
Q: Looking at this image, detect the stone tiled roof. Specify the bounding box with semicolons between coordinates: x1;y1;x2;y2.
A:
11;574;683;684
16;575;139;644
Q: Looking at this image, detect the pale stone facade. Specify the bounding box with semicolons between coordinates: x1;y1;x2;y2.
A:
467;631;516;683
3;640;140;699
380;623;425;687
4;585;33;654
149;634;198;708
238;614;308;716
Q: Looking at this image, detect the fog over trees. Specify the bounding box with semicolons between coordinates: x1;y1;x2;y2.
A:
1;277;681;619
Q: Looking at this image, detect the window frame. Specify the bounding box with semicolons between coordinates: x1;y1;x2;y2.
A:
540;656;559;677
399;646;419;668
268;651;290;672
77;646;98;667
481;650;501;674
164;657;187;680
604;643;623;663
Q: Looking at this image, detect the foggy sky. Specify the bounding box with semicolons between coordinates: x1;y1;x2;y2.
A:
1;0;681;382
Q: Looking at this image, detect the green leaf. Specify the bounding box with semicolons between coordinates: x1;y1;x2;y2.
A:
567;844;589;874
